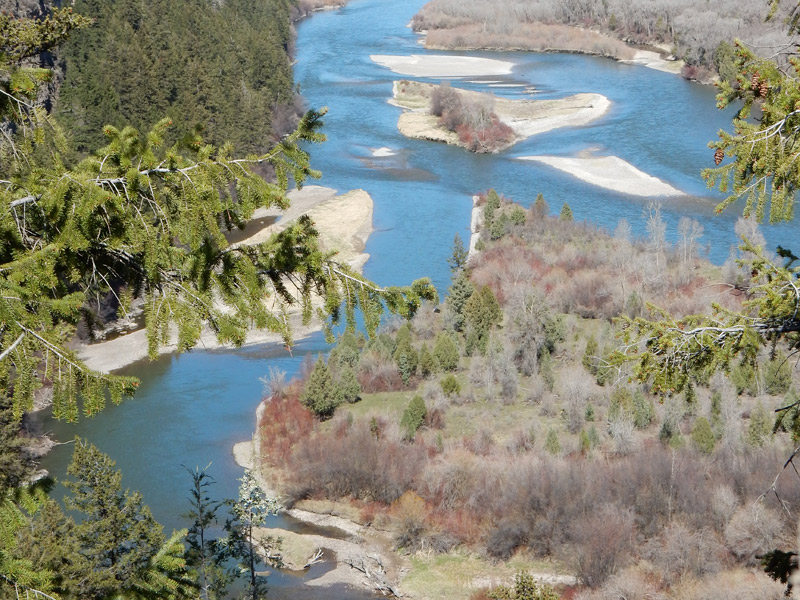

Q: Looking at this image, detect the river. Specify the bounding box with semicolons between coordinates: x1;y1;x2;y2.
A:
39;0;800;597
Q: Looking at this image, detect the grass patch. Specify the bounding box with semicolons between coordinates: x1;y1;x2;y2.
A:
340;390;415;422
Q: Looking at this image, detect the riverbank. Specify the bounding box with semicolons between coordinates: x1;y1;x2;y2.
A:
391;80;609;153
233;439;408;597
76;186;374;373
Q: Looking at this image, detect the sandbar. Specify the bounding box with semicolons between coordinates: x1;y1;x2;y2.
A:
371;54;513;77
392;80;610;152
77;186;374;372
519;155;682;197
622;49;684;75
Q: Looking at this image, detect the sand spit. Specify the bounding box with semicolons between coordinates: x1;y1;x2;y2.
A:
371;53;514;77
77;186;373;373
519;155;683;197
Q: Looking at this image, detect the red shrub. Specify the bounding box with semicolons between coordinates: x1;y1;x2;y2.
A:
257;394;315;466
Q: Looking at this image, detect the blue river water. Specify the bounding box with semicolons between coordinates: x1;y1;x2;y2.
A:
39;0;800;596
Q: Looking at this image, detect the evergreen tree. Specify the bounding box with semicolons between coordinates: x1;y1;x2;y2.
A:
63;440;166;599
300;357;342;418
446;273;474;332
336;364;361;404
544;428;561;456
529;193;549;220
748;400;772;448
183;465;230;600
464;285;501;354
559;202;573;221
632;390;654;429
400;395;427;441
418;343;438;377
692;417;716;454
440;373;461;397
433;332;460;371
447;233;469;274
393;336;419;385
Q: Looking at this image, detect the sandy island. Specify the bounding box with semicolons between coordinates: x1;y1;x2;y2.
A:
371;53;514;77
519;155;682;197
391;80;610;152
77;186;373;373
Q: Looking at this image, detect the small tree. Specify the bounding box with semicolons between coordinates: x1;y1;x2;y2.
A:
418;344;438;377
692;417;716;455
748;401;772;447
447;233;469;274
393;336;419;385
336;364;361;404
183;465;230;600
559;202;573;221
300;357;342;418
529;193;549;220
446;273;475;332
433;332;460;371
400;395;427;440
464;285;501;354
223;470;282;600
544;428;561;456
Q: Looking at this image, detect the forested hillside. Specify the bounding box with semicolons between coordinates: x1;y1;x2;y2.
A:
55;0;298;154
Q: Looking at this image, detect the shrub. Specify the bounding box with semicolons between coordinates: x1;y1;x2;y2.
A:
488;571;559;600
440;373;461;397
764;351;792;395
747;400;772;448
257;394;315;466
572;505;634;587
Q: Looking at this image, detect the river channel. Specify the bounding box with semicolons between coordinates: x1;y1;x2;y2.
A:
40;0;800;597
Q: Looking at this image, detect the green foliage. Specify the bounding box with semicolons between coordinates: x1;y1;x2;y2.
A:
585;403;595;422
530;193;549;220
775;388;800;441
544;428;561;455
0;396;33;496
488;570;559;600
57;0;295;155
579;429;591;454
447;233;469;274
63;440;166;599
394;336;419;385
446;272;474;332
337;364;361;404
731;359;759;396
692;416;716;454
300;357;342;418
748;400;772;447
608;387;633;422
464;285;501;354
714;40;738;86
419;344;438;377
440;373;461;397
433;331;460;371
764;351;792;395
559;202;573;221
582;335;599;374
183;465;230;600
329;331;364;370
483;189;501;230
400;395;427;440
632;389;655;429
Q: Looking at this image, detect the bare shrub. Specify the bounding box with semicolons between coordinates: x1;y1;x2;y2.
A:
644;522;726;586
575;567;666;600
710;484;740;531
724;505;785;565
561;372;593;434
572;504;634;587
257;393;314;466
674;568;785;600
608;412;636;455
392;490;428;551
357;350;404;393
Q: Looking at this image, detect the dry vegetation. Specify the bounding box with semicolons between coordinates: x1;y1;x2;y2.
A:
411;0;793;80
255;191;800;599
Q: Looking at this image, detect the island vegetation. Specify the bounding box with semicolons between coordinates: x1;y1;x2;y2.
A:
392;80;608;153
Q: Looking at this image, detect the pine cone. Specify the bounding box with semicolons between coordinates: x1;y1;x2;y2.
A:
759;79;769;98
714;148;724;165
751;72;760;94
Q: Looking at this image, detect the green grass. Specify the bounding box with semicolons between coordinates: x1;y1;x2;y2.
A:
339;390;415;423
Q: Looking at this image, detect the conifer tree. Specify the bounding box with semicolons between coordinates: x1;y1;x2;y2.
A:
692;416;716;455
300;357;342;418
544;428;561;455
433;331;459;371
559;202;573;221
447;233;469;274
400;395;427;440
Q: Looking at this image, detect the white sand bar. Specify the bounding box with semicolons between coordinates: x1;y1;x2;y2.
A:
371;54;513;77
520;155;683;197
